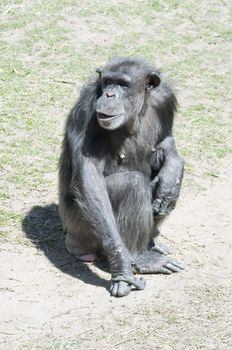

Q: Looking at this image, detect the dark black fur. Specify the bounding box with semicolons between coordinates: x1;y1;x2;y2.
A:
59;57;184;297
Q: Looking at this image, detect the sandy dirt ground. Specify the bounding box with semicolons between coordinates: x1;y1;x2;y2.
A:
0;155;231;350
1;1;232;348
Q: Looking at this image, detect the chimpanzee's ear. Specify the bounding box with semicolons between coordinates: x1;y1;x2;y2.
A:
96;68;103;78
146;72;161;90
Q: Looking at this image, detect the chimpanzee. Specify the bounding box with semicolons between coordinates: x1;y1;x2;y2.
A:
59;57;184;297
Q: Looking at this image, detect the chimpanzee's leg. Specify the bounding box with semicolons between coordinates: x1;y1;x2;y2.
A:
63;207;105;262
106;171;153;255
106;172;184;280
63;171;153;262
149;217;171;255
107;171;171;256
63;171;183;297
105;171;152;296
63;171;151;256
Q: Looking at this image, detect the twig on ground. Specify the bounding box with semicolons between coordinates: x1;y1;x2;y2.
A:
0;331;15;335
109;336;136;349
109;327;140;338
28;79;77;85
51;79;76;85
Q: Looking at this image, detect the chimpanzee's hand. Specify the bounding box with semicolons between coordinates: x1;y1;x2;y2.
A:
109;247;146;297
151;156;184;217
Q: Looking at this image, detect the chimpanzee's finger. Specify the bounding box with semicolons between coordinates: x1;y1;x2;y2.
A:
150;176;160;193
155;148;164;169
152;198;162;215
159;200;169;215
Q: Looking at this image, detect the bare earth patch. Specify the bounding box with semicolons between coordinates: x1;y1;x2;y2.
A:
0;156;231;350
1;0;231;349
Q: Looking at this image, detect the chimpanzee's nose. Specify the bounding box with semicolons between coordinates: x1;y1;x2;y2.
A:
106;91;115;98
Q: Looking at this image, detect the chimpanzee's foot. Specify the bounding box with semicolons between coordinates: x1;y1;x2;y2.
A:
110;275;146;297
149;239;171;255
78;254;100;262
134;251;184;274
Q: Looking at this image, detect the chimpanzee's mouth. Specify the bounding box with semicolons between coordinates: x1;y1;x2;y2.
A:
97;112;118;120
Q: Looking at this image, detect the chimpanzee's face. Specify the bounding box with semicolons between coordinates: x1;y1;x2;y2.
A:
96;70;144;130
96;67;161;130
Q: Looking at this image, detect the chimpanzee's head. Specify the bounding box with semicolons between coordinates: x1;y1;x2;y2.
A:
95;58;161;130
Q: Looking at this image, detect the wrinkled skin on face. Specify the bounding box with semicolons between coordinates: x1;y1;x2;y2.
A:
96;67;160;130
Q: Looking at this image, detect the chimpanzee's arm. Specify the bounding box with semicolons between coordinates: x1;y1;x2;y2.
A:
68;137;145;295
71;155;129;265
150;135;184;216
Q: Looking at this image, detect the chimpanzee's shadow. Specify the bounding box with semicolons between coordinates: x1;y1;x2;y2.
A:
22;204;109;289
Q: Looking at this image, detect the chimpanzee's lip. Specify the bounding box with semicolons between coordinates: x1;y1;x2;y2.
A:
97;112;118;120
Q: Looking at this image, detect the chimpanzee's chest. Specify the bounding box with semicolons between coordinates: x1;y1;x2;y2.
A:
103;135;154;178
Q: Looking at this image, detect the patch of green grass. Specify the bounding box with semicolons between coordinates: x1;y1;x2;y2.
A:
0;0;231;242
0;209;22;226
21;339;82;350
220;29;232;40
0;208;23;240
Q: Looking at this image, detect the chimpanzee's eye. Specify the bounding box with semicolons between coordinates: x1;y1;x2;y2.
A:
118;80;130;88
102;78;112;87
102;77;130;88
